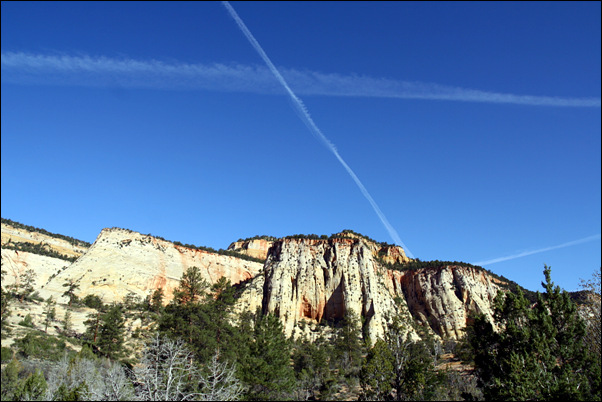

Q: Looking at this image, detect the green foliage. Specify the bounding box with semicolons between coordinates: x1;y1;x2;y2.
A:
468;265;601;400
62;279;80;307
18;313;34;328
43;296;56;333
331;310;365;380
85;303;127;361
1;265;11;338
148;287;164;312
15;331;69;361
13;368;47;401
359;339;395;400
292;335;338;400
159;277;239;365
1;358;23;401
82;293;104;310
1;346;13;363
172;266;208;305
237;313;296;400
2;240;79;262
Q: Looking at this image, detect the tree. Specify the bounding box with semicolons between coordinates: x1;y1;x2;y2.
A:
149;287;164;312
1;262;12;337
172;266;208;305
292;335;338;400
62;278;80;307
332;310;365;380
91;303;126;361
580;268;601;361
43;296;56;333
198;352;244;401
359;339;394;400
133;334;201;401
238;313;296;400
468;265;601;400
11;267;37;302
44;355;133;401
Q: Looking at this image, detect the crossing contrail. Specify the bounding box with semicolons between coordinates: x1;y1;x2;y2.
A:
221;1;413;257
473;234;601;266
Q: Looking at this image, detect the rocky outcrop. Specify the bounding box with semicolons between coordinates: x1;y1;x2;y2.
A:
385;266;500;339
237;236;504;342
1;222;89;260
44;228;264;304
246;237;412;342
227;238;274;261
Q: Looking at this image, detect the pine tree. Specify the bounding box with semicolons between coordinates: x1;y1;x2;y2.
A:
468;265;601;400
95;303;126;361
172;266;208;305
238;313;296;400
359;339;394;400
332;310;365;380
62;279;80;307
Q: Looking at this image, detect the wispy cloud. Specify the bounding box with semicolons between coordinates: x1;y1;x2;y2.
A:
2;51;600;107
473;234;602;266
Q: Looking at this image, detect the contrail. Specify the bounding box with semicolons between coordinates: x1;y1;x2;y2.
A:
473;234;601;266
3;51;600;107
221;1;413;257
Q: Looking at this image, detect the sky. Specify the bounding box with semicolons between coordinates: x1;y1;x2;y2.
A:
1;1;600;292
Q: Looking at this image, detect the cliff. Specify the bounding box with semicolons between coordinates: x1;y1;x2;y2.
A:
236;236;504;342
43;228;264;304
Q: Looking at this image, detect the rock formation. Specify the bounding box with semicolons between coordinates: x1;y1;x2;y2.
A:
227;238;274;261
2;221;507;343
43;228;264;304
236;235;505;342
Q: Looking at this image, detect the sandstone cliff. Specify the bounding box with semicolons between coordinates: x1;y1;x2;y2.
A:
1;221;89;260
236;236;504;342
227;238;274;261
44;228;264;304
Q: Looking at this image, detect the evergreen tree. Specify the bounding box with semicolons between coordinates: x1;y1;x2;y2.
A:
94;303;127;361
468;265;601;400
238;313;296;400
292;335;338;400
1;263;12;338
62;279;80;307
332;310;365;380
172;266;208;305
359;339;394;400
43;296;56;333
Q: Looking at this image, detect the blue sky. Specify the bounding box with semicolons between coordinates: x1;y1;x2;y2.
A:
1;1;600;292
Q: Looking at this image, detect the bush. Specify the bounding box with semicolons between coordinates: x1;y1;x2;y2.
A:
18;314;34;328
83;294;104;310
1;346;13;363
15;332;70;361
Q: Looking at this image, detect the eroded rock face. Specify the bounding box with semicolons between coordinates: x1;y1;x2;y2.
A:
385;266;501;339
257;237;410;342
227;238;273;261
45;228;264;304
239;236;503;342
